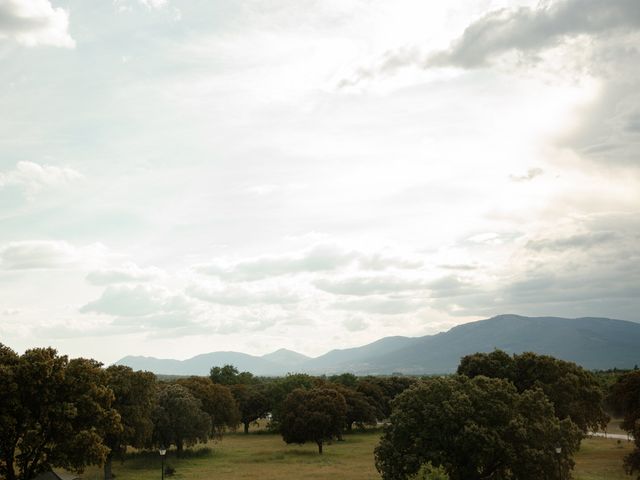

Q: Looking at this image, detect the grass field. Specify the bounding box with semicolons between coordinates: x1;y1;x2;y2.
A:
78;431;634;480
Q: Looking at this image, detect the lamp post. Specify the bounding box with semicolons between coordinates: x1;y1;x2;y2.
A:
555;446;562;480
159;447;167;480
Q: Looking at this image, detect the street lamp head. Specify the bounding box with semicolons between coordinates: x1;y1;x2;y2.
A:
159;447;167;456
555;446;562;454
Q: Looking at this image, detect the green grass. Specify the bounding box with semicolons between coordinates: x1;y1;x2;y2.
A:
573;437;633;480
78;432;634;480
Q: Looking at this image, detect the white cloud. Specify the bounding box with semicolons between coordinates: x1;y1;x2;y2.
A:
343;0;640;81
314;275;427;296
466;232;504;245
0;240;106;270
85;263;165;285
0;161;82;196
342;315;369;332
0;0;74;47
357;252;424;271
139;0;168;8
196;245;425;282
196;244;358;281
426;0;640;69
332;296;426;315
79;284;191;317
509;167;544;182
186;284;300;306
114;0;170;12
526;231;619;252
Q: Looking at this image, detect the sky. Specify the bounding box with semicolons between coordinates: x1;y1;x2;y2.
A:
1;0;639;364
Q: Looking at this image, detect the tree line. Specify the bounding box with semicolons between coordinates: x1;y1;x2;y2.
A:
1;343;639;480
0;344;412;479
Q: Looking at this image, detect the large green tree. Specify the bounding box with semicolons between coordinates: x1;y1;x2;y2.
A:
152;383;211;457
609;370;640;477
176;377;240;437
458;350;609;433
329;383;377;432
230;384;271;434
0;345;121;480
102;366;157;480
209;364;255;385
355;379;387;420
375;376;582;480
280;387;347;454
265;373;319;429
360;376;417;418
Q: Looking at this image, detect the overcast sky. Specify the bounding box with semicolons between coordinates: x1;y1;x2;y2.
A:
1;0;639;364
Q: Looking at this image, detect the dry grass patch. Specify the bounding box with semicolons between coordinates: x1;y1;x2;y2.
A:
573;437;633;480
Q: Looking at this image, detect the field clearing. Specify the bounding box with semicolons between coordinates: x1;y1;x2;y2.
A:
78;432;634;480
574;437;633;480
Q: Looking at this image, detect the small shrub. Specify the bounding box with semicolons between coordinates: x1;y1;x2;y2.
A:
165;465;176;476
410;463;449;480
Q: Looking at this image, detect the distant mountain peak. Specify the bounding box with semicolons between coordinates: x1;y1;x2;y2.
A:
115;314;640;376
261;348;310;365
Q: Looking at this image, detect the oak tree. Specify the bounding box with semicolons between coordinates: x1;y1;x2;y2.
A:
152;383;211;457
266;373;319;429
458;350;609;433
609;370;640;477
0;345;120;480
329;383;377;432
176;377;240;437
375;376;581;480
280;387;347;454
230;384;271;434
102;365;157;480
209;364;255;385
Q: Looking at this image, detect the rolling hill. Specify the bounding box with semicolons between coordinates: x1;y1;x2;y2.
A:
115;314;640;375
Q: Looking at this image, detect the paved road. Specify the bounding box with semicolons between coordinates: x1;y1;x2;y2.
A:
589;432;633;441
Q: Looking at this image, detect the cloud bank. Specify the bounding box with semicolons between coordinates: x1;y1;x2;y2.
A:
0;0;74;47
0;161;82;195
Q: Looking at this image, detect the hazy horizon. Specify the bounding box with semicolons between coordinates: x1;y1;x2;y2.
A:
1;0;639;364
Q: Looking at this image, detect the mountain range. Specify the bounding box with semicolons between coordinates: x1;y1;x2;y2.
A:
115;314;640;376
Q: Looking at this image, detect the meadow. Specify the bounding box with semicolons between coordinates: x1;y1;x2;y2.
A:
79;431;633;480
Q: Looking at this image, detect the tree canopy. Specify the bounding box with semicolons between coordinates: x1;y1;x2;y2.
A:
209;364;255;385
609;370;640;477
0;345;121;480
102;365;157;480
231;384;272;434
280;387;347;454
152;383;211;456
266;373;319;429
360;376;417;418
176;376;240;436
329;383;378;432
375;376;581;480
458;350;609;433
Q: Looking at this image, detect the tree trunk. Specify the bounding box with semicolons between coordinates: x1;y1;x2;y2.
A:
317;441;323;455
4;449;16;480
104;455;113;480
244;421;250;434
176;440;184;458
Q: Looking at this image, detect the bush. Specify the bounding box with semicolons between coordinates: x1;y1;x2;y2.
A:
411;463;449;480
